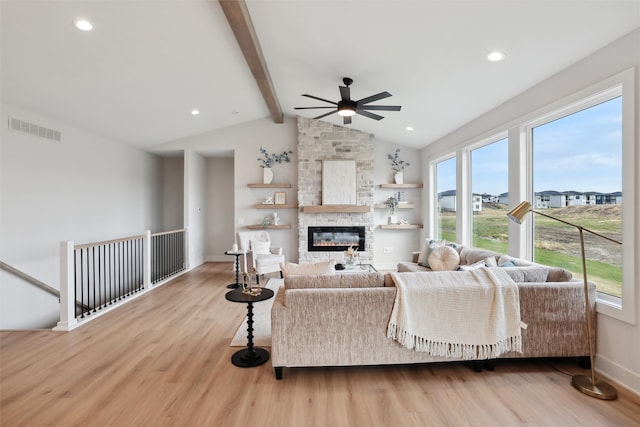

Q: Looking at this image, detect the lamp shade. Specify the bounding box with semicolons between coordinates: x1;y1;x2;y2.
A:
507;201;532;224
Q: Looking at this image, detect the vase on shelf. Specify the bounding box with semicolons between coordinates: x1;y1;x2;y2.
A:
394;172;403;184
388;214;399;225
263;167;273;184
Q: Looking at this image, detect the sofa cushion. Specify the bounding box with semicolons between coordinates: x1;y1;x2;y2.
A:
280;261;335;277
460;247;499;266
284;272;385;289
428;246;460;271
546;267;573;282
499;266;549;283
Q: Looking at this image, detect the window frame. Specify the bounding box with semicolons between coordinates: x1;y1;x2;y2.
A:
523;68;635;324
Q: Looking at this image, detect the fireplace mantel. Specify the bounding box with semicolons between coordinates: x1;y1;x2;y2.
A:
301;205;370;213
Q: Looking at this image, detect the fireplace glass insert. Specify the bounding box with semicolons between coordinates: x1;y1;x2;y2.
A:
307;226;365;252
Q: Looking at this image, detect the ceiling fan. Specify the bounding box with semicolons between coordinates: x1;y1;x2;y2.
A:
294;77;401;125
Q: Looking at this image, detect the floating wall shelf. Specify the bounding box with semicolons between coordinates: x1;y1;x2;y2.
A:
245;224;292;230
378;224;423;229
254;204;298;209
247;183;292;188
379;183;423;189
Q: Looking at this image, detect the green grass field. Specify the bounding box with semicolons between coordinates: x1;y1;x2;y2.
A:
438;203;622;297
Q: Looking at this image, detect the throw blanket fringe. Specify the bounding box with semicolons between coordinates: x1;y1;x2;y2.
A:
388;324;522;359
387;269;523;360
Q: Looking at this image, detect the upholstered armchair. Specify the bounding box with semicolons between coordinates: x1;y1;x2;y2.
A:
236;231;285;283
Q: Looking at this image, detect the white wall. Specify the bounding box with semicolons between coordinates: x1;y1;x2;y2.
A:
160;157;184;231
0;104;162;329
184;150;206;269
205;157;235;261
421;29;640;394
152;116;423;270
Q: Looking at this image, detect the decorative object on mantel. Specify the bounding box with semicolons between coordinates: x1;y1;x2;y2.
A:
344;246;358;266
387;196;399;224
257;147;293;184
388;148;410;184
322;160;356;205
507;200;619;401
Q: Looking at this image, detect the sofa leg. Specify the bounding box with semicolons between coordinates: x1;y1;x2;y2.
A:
471;361;484;372
280;271;283;279
578;356;591;369
275;367;283;380
485;359;496;371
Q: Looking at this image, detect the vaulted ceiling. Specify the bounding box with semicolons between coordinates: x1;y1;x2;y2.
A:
2;1;639;150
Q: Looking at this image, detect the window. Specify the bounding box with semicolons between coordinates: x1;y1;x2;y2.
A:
471;138;508;253
436;157;456;241
532;96;623;298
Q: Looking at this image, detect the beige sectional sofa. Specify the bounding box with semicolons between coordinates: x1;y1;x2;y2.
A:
270;247;595;380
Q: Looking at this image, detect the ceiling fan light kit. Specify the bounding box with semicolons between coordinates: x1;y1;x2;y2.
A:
295;77;401;125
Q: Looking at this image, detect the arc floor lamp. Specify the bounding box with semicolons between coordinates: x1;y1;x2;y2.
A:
507;200;619;400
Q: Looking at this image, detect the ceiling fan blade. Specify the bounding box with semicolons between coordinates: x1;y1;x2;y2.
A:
302;94;338;105
356;91;392;105
343;116;352;125
358;105;402;111
294;106;336;110
313;110;337;120
356;110;385;121
339;85;350;102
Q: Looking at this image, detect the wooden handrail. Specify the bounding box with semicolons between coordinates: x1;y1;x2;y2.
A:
0;260;60;298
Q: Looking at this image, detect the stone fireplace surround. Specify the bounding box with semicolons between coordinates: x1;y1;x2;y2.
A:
297;116;374;264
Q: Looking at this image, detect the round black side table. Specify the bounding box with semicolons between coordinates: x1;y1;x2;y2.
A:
225;287;274;367
225;250;246;289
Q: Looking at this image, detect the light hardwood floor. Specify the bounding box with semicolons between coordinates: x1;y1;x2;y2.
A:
1;262;639;426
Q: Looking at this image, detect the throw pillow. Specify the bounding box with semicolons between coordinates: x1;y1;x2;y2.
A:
457;259;487;271
418;239;459;267
417;238;435;266
250;240;270;255
428;246;460;271
280;260;335;277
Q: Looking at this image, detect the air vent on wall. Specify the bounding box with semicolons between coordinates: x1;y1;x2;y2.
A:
8;116;61;142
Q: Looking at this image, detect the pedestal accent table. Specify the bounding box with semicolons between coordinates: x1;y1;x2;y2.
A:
225;287;274;367
224;250;246;289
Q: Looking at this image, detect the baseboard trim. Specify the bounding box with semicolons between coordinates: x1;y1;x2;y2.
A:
596;353;640;396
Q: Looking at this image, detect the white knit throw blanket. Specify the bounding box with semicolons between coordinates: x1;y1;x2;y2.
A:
387;269;522;360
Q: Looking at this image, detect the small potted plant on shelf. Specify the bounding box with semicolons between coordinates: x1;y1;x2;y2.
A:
257;147;293;184
386;196;399;224
387;148;410;184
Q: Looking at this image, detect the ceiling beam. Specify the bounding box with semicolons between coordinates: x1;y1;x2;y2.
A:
219;0;284;124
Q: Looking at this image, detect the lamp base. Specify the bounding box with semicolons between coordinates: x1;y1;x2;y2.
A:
571;375;617;400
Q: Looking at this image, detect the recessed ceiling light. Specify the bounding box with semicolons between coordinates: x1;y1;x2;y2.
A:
406;126;414;131
487;51;506;62
191;109;200;116
74;19;93;31
232;110;240;115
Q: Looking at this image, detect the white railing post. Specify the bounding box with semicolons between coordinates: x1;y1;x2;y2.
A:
54;241;77;331
184;228;190;270
143;230;152;289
